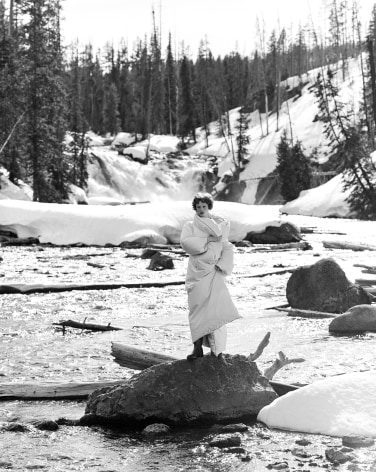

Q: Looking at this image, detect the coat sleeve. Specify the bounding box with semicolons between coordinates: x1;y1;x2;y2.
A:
215;241;234;276
180;222;208;255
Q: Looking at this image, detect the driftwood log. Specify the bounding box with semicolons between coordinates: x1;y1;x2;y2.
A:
323;241;376;251
0;380;127;400
238;268;295;278
53;319;123;332
111;332;305;396
355;278;376;287
250;241;312;252
274;307;337;318
0;269;296;295
0;280;185;294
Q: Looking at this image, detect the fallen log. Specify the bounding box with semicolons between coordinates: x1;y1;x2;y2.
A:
87;262;106;269
274;307;337;318
62;252;112;260
355;278;376;287
354;263;376;271
111;336;303;396
238;268;295;278
0;269;295;295
250;241;312;252
361;269;376;275
323;241;376;251
265;303;290;310
53;319;123;332
300;227;346;235
0;380;127;400
0;279;185;294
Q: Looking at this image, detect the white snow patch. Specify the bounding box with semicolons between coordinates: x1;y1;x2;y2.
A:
258;370;376;437
281;174;353;218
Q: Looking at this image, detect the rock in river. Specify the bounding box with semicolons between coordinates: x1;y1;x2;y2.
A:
83;355;277;427
286;258;372;313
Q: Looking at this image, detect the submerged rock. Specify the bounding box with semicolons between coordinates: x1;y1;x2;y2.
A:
32;420;59;431
286;258;372;313
142;423;170;436
342;435;375;448
209;433;242;448
325;447;354;464
83;355;277;427
0;422;30;432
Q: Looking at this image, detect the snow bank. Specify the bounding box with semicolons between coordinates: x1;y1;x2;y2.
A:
0;169;32;202
258;371;376;437
111;132;137;148
122;146;148;162
0;200;283;246
281;174;352;218
138;135;181;153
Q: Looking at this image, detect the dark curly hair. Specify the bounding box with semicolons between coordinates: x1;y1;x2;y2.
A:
192;192;214;210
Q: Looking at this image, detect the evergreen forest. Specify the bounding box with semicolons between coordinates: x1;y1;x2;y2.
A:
1;0;376;217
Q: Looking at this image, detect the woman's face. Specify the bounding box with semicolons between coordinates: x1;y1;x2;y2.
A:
195;201;210;218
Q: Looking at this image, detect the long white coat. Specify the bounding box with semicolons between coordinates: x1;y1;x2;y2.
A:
180;213;241;351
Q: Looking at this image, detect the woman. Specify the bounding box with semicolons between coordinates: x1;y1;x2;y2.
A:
180;193;241;359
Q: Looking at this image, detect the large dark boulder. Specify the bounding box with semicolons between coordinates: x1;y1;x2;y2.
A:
83;355;277;427
329;305;376;333
246;223;302;244
286;258;372;314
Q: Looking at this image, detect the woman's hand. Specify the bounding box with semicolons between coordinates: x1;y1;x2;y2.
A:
207;235;221;243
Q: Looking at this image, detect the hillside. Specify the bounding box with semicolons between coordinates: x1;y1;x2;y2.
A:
0;57;364;218
192;56;362;207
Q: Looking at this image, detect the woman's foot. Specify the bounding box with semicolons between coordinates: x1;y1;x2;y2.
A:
210;351;223;358
187;339;204;360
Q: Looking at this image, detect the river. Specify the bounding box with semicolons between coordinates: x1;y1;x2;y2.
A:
1;212;376;471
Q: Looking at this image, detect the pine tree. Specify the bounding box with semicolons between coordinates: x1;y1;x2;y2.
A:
234;107;251;170
195;39;216;146
104;82;120;136
164;33;177;135
16;0;69;202
179;53;196;143
66;42;89;188
276;130;311;202
0;0;24;181
150;11;165;134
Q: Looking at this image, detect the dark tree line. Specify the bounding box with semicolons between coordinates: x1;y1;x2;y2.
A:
0;0;375;211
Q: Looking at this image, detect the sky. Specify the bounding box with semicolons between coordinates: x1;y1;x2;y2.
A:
60;0;376;57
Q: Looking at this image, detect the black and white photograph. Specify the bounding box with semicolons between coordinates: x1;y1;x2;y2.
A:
1;0;376;470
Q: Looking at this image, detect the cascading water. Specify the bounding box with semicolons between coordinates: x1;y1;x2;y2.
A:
87;147;213;203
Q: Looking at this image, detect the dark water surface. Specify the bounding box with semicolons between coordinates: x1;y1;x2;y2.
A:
1;213;376;470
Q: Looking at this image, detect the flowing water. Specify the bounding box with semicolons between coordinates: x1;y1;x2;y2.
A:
1;212;376;471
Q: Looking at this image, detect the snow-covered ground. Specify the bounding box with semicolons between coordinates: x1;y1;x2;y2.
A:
258;370;376;437
0;199;285;245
